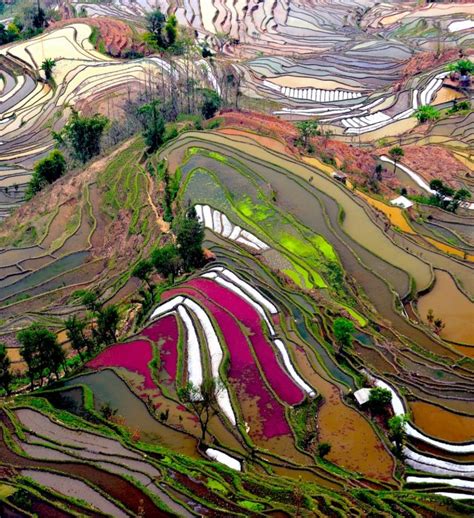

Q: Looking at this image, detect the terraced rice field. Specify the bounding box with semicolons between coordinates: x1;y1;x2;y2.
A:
1;1;474;515
0;138;161;370
0;23;220;218
1;113;474;512
69;0;474;140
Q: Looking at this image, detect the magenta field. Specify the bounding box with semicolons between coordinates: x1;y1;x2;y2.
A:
87;339;156;390
187;278;304;405
141;314;179;383
162;281;298;439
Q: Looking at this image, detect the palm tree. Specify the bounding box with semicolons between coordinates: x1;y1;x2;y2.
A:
41;58;56;81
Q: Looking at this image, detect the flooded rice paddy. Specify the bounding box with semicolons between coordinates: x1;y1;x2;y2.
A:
417;270;474;346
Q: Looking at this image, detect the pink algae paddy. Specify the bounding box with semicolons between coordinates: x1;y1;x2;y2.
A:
162;280;296;439
187;278;304;405
87;315;180;388
141;314;179;382
87;339;156;390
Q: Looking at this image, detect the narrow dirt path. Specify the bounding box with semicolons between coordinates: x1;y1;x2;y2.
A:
145;172;170;234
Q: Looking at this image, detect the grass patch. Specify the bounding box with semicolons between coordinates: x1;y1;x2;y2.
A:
89;26;100;46
239;500;265;511
0;483;16;499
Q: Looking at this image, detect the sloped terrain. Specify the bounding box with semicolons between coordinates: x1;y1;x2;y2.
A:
1;127;473;515
1;0;474;515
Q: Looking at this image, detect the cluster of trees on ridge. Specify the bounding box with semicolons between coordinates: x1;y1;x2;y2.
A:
25;84;222;199
0;0;61;44
0;290;120;392
131;204;205;324
428;179;471;213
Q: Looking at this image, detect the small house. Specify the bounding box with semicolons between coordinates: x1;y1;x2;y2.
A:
331;171;347;184
354;388;371;406
390;195;413;209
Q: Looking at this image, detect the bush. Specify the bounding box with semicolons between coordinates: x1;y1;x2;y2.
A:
414;105;440;123
207;118;222;129
164;124;178;142
388;146;404;163
200;88;222;119
317;442;331;458
25;150;66;199
10;488;32;511
448;100;471;114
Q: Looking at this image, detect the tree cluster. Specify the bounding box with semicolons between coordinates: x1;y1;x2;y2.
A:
138;100;166;153
2;290;121;392
414;105;439;123
145;9;179;51
388;146;404;165
174;205;205;270
368;387;392;414
17;324;65;389
133;205;205;290
77;290;120;348
0;3;51;44
160;160;180;222
131;206;204;324
447;59;474;76
62;291;120;370
388;415;407;458
200;88;222;120
296;120;319;151
429;179;471;213
137;87;221;154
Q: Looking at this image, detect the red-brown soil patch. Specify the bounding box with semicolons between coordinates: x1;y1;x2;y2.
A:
217;109;376;178
377;144;470;189
49;17;148;58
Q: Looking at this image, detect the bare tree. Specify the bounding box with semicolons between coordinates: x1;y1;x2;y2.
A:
178;378;225;442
